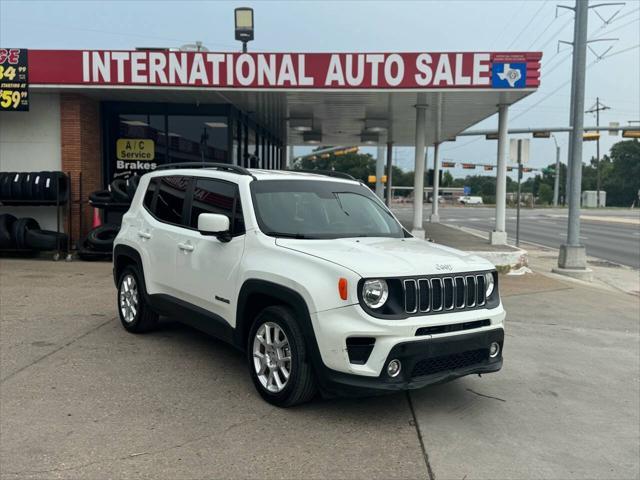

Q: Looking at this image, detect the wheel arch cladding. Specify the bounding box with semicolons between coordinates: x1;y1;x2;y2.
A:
235;280;321;365
113;245;143;286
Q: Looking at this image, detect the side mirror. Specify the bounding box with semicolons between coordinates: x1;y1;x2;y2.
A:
198;213;231;242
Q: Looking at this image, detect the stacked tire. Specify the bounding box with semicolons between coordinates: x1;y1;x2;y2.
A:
79;175;138;260
0;214;68;252
76;224;120;260
89;175;140;205
0;171;69;204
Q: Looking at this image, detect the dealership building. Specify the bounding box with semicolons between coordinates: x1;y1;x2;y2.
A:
0;48;541;244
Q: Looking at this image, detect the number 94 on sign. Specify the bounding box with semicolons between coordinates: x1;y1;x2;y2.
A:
0;89;26;109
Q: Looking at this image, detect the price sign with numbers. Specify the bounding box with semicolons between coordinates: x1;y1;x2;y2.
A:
0;48;29;111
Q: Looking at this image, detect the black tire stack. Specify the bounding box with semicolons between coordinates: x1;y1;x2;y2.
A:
0;213;68;252
1;171;70;257
78;175;140;260
0;171;69;204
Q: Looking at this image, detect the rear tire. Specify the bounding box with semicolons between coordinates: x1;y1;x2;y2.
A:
117;266;158;333
247;306;317;407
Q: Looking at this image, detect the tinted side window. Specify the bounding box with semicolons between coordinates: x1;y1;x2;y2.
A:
190;179;245;235
154;175;189;226
143;178;157;211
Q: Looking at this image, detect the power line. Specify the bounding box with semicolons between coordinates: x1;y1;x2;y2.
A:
511;44;639;122
592;18;640;38
526;16;558;50
506;0;550;50
539;18;574;50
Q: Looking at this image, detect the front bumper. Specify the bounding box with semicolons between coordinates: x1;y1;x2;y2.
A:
311;303;505;376
315;328;504;397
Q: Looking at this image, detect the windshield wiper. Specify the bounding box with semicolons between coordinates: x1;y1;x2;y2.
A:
265;231;312;239
333;193;350;216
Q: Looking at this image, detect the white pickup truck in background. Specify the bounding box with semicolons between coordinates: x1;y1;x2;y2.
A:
458;196;484;205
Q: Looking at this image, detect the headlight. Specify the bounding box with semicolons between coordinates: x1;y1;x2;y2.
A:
485;272;495;298
362;279;389;309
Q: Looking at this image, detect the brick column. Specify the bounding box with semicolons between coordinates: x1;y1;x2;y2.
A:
60;94;102;244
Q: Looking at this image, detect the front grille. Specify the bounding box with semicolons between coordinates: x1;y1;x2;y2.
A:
411;349;488;378
403;274;487;315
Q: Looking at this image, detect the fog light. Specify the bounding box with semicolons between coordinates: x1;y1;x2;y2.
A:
387;359;402;378
489;342;500;358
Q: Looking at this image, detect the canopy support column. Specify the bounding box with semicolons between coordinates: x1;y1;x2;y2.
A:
411;98;428;239
490;103;509;245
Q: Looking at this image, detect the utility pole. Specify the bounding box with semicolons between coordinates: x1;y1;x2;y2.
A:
585;97;610;207
557;0;589;274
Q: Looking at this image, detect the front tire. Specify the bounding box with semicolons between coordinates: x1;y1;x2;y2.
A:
117;266;158;333
248;306;317;407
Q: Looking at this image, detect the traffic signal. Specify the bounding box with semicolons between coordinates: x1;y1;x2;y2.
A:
622;130;640;138
583;131;600;141
533;131;551;138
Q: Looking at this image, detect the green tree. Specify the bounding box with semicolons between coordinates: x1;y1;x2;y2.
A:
441;171;454;187
601;140;640;206
295;150;418;197
538;183;553;205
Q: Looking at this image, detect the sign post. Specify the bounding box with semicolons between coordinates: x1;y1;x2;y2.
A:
0;48;29;111
510;138;529;247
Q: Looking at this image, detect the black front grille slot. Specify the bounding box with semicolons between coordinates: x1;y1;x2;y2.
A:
418;279;430;312
431;278;443;311
404;279;418;313
477;275;486;306
346;337;376;365
411;349;488;378
443;277;454;310
466;275;476;307
455;277;465;308
415;319;491;336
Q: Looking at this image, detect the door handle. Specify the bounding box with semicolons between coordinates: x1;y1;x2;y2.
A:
178;242;194;252
137;231;152;240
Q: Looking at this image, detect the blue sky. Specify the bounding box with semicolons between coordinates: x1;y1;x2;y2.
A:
1;0;638;179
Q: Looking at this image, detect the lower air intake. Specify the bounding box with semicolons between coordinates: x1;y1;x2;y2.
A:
410;349;488;378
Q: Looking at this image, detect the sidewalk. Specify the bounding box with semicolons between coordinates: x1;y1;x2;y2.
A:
398;219;528;269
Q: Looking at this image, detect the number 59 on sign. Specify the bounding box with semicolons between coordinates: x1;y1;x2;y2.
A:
0;89;25;109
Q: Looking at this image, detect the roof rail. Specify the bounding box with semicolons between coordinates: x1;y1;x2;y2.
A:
284;169;357;181
154;162;256;179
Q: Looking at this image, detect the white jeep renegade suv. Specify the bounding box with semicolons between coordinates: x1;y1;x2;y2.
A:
113;163;505;407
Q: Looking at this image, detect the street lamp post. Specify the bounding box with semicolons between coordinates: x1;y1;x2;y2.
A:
234;7;254;53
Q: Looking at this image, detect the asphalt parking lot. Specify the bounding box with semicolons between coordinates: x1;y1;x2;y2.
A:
1;259;639;479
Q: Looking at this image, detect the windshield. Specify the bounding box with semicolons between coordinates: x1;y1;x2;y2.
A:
250;180;405;239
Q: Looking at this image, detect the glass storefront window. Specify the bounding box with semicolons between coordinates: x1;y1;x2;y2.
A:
115;114;166;179
167;116;228;164
231;120;239;166
105;104;280;183
247;126;256;167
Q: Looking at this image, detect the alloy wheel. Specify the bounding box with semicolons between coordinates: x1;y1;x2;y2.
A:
119;274;139;323
252;321;292;393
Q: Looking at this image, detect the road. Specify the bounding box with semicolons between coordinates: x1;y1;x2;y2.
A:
393;206;640;269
